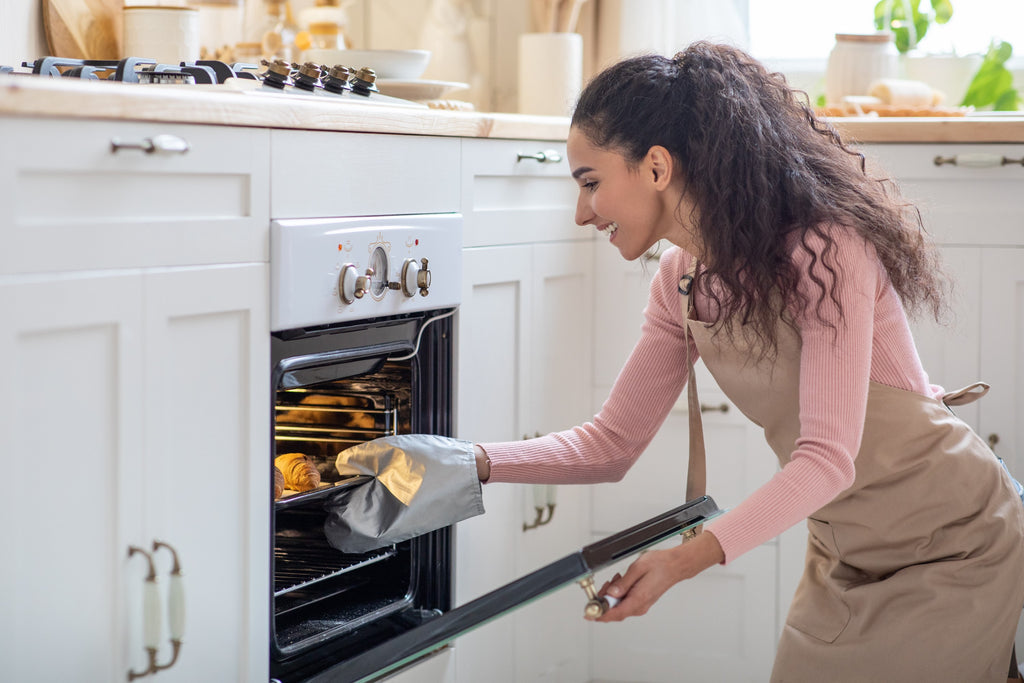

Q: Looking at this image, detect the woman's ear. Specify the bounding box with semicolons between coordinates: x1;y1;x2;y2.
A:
646;145;675;190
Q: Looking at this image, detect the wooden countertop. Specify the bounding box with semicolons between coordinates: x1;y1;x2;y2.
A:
0;74;571;140
829;115;1024;143
5;75;1024;143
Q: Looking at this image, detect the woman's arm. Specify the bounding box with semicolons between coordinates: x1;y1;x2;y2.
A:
479;249;697;485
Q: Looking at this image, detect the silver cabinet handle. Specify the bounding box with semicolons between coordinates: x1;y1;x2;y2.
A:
700;402;730;413
516;149;562;163
933;153;1024;167
111;134;191;155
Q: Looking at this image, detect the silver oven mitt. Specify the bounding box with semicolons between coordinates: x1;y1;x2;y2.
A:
323;434;485;553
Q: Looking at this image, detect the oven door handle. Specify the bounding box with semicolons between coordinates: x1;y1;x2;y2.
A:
275;341;414;389
304;495;722;683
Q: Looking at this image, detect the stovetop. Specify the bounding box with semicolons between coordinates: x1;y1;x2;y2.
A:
0;56;426;109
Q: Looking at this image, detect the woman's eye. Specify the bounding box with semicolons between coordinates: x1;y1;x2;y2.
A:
582;181;597;191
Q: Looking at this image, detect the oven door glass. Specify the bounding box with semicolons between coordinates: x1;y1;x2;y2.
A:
304;495;722;683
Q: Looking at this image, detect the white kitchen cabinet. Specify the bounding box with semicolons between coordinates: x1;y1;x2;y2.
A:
0;118;270;682
455;138;594;683
0;263;268;682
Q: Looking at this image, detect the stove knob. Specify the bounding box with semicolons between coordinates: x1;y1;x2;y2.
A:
354;267;374;300
338;264;358;304
401;258;431;297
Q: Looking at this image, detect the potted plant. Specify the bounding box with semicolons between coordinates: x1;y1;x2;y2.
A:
873;0;998;107
873;0;952;54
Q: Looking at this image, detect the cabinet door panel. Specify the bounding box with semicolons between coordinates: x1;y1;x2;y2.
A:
909;247;982;429
864;144;1024;246
462;138;580;247
455;245;533;683
980;249;1024;479
143;264;269;681
0;273;144;681
0;118;270;274
270;130;460;218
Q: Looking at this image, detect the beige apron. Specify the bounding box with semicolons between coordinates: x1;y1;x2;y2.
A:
679;264;1024;682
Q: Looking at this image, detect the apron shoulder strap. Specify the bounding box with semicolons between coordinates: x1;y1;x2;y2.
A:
681;257;706;505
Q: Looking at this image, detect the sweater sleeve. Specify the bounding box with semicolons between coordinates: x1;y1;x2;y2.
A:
706;230;878;562
482;248;698;484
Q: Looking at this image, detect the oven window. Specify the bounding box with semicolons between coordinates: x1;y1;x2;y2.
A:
272;362;420;657
274;361;412;492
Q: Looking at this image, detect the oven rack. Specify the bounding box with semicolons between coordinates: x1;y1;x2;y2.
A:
275;475;373;511
274;541;396;599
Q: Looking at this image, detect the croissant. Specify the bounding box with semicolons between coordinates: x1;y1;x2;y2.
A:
274;466;285;500
275;453;321;492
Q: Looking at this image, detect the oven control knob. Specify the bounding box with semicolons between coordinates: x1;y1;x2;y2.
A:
338;264;359;304
401;258;431;297
354;267;374;300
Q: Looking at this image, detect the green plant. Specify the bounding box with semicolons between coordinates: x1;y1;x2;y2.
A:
960;40;1020;110
873;0;953;53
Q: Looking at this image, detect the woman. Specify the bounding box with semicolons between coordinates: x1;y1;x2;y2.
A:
472;43;1024;681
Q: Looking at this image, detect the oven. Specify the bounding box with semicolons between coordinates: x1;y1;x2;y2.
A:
269;213;462;682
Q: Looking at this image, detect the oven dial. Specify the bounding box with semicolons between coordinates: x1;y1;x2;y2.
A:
354;267;374;300
338;263;358;304
401;258;431;297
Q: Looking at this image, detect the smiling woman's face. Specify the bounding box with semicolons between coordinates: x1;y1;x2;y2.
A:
567;127;699;261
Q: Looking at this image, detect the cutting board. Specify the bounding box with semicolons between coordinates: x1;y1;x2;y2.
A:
43;0;123;59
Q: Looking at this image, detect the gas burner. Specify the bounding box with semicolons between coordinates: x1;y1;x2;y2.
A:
6;56;260;84
3;55;427;108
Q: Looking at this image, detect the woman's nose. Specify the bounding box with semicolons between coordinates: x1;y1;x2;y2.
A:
575;192;594;227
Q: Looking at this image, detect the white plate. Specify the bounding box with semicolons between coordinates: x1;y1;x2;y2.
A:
376;79;469;101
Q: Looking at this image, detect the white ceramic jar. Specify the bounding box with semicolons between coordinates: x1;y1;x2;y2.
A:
824;32;900;105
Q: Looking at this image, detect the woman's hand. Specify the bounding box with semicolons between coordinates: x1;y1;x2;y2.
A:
590;530;725;622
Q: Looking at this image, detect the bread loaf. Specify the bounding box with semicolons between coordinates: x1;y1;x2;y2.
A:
867;78;943;107
275;453;321;492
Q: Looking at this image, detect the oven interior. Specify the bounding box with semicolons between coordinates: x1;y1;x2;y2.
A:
270;313;453;680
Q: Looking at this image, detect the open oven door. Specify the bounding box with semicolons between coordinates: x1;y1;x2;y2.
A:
303;495;722;683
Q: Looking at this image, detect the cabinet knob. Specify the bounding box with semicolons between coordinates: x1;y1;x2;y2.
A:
516;149;562;164
110;134;191;156
989;433;1000;450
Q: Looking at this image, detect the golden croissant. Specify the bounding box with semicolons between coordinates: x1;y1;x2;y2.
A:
275;453;321;492
274;466;285;500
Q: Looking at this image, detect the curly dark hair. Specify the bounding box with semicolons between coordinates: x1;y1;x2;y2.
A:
571;41;948;355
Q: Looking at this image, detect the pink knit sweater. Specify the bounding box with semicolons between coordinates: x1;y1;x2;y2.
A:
481;227;943;563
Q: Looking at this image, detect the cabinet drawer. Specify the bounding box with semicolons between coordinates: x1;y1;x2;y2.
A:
270;130;460;218
0;117;270;274
461;138;583;246
863;143;1024;246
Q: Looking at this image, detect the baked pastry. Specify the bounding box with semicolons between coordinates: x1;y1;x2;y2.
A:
275;453;321;492
274;466;285;500
276;394;374;429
